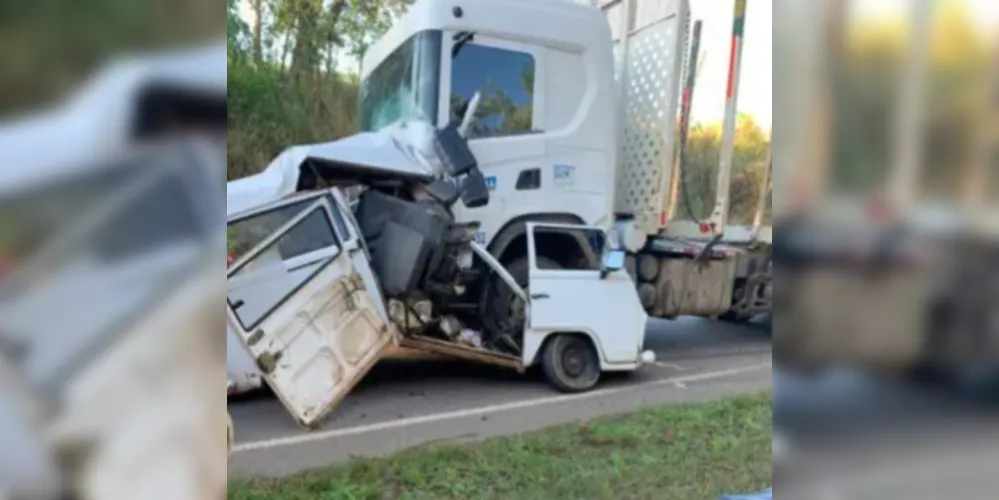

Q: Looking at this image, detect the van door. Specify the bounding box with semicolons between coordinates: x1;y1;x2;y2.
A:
226;198;396;428
226;189;387;396
523;223;648;366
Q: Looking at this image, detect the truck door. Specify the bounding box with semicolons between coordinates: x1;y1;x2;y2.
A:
524;223;648;366
226;198;396;428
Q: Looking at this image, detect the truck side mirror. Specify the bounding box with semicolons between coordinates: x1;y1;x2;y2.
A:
600;250;626;279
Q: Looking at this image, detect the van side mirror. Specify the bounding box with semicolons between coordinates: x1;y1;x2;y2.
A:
600;250;626;279
460;168;490;209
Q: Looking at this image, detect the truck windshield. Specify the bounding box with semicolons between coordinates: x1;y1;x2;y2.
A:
358;30;442;132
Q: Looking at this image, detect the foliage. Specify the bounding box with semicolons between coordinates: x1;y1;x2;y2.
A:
228;0;250;60
227;0;414;180
675;114;772;226
228;392;773;500
832;2;993;201
0;0;221;115
227;62;358;180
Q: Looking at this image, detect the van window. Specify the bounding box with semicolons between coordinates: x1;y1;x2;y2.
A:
227;195;347;263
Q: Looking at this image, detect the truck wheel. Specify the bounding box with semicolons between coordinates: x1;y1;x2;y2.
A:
637;254;659;282
541;334;601;393
637;283;657;310
625;255;638;280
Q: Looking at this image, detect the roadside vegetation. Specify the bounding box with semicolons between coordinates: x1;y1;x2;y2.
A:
228;391;773;500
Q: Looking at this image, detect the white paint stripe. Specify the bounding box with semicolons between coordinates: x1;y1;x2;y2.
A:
233;362;771;454
654;361;687;371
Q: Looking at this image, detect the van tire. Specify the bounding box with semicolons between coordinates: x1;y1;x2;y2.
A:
541;334;601;393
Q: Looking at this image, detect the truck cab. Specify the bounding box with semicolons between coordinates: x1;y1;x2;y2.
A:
358;0;623;264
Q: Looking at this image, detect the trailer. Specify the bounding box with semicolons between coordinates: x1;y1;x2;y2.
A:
773;0;999;380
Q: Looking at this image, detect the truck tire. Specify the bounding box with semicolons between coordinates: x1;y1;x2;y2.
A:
625;255;638;280
541;334;601;393
637;254;659;283
637;283;657;310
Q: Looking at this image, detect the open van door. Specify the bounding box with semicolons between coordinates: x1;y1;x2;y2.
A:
226;198;396;428
524;223;648;367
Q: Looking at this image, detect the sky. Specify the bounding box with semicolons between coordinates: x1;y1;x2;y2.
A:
689;0;771;129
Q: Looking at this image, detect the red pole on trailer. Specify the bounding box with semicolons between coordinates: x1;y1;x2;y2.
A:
667;20;704;223
708;0;748;235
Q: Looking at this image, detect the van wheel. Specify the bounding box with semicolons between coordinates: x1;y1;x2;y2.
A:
541;334;601;393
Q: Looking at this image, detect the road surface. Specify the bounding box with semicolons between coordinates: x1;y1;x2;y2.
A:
228;317;773;478
774;368;999;498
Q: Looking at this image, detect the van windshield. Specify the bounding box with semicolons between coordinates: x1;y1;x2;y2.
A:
357;30;442;132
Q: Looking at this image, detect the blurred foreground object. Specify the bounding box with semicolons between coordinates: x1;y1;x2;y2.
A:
0;43;225;500
0;0;223;117
773;0;999;381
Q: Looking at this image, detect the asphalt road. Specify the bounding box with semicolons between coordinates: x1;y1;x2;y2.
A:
774;367;999;498
228;317;773;478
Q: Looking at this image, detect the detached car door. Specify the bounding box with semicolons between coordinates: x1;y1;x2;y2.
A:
226;198;396;428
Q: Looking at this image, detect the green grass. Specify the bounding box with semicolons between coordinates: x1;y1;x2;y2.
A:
228;392;772;500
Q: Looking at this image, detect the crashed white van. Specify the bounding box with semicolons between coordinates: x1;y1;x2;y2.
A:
226;113;655;427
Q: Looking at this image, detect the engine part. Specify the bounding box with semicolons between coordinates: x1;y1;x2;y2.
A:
375;221;433;297
355;190;451;296
438;315;463;340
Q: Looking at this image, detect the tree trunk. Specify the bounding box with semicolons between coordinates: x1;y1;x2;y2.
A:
251;0;264;66
289;0;322;79
280;18;295;75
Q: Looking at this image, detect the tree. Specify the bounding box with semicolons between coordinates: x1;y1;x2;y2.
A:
832;1;991;202
227;0;415;181
228;0;250;61
0;0;221;114
675;114;771;225
252;0;413;78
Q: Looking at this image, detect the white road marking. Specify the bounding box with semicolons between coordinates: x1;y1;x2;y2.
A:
654;361;687;371
233;362;771;454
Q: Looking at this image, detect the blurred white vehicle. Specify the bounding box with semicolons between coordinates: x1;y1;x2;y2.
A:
0;41;225;500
